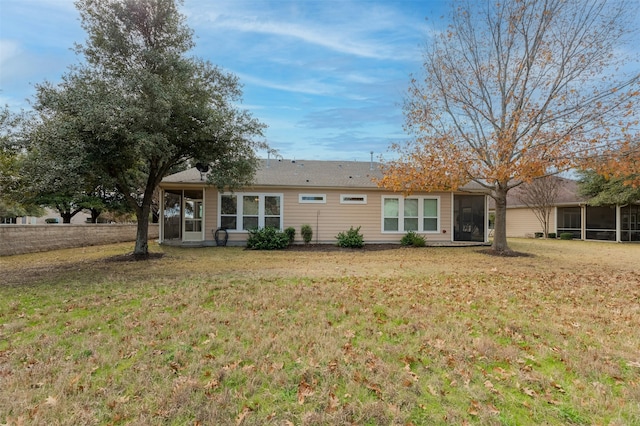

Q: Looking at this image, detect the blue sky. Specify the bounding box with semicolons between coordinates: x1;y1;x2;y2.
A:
0;0;449;161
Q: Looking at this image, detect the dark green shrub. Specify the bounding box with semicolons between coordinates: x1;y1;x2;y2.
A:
534;232;543;238
400;231;426;247
559;232;574;240
284;227;296;245
301;224;313;244
412;237;427;247
246;227;290;250
547;233;556;239
336;226;364;248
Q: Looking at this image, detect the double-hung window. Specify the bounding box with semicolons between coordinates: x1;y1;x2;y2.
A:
382;196;439;233
220;193;283;231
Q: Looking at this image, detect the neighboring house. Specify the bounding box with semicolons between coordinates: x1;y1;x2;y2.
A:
12;208;92;225
158;159;490;246
491;177;640;242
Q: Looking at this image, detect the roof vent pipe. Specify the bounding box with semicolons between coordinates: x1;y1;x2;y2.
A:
370;151;374;171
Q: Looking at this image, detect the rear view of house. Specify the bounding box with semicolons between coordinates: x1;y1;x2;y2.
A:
158;159;489;246
493;177;640;242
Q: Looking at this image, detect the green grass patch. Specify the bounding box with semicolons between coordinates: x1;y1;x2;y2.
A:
0;240;639;424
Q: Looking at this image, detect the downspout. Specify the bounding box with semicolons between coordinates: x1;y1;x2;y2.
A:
316;210;320;244
616;204;621;243
581;204;586;240
485;194;489;243
159;190;164;243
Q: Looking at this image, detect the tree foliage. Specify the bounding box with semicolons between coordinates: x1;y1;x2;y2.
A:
0;107;43;219
378;0;640;253
578;169;640;206
30;0;266;254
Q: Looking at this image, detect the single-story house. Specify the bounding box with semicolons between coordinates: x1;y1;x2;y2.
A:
492;177;640;242
158;159;490;246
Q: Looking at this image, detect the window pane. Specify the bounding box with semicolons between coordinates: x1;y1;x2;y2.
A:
424;199;437;217
265;196;280;215
184;200;196;219
404;199;418;217
243;196;259;215
221;195;237;215
423;218;437;231
384;198;399;217
185;220;202;232
586;206;616;229
243;216;258;230
265;217;280;229
221;216;236;230
384;218;398;231
404;218;418;231
184;190;202;199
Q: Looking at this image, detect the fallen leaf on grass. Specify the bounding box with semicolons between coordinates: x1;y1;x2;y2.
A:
326;391;340;413
44;396;57;406
468;400;480;416
487;404;500;415
204;379;219;390
365;381;383;399
298;381;314;404
235;406;252;425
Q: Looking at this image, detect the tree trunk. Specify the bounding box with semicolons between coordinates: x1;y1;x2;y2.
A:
492;185;511;253
61;212;73;224
90;208;101;223
133;202;150;258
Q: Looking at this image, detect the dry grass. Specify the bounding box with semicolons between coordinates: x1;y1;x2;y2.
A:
1;239;639;425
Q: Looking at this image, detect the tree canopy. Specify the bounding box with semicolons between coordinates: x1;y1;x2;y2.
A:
378;0;640;253
29;0;266;255
578;169;640;206
0;107;43;220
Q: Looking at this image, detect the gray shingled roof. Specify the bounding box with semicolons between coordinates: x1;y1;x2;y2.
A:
488;177;586;208
162;159;487;192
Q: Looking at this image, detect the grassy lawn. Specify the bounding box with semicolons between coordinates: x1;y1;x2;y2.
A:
1;239;639;425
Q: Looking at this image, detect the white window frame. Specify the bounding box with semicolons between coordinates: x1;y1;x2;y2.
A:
219;192;284;232
299;194;326;204
381;195;440;233
340;194;367;204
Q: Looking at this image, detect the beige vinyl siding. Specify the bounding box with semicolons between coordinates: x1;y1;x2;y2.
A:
505;207;557;237
204;186;217;241
200;186;455;245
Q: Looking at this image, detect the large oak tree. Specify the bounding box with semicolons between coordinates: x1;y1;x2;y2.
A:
30;0;266;256
378;0;640;253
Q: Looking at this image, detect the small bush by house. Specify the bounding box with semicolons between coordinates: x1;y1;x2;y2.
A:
246;227;291;250
400;231;426;247
336;226;364;248
284;227;296;245
301;224;313;244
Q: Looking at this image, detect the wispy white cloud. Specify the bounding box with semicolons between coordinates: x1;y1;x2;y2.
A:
212;17;392;60
235;72;341;96
187;0;424;61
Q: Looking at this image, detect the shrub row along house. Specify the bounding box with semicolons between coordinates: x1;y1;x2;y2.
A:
493;177;640;242
158;159;489;246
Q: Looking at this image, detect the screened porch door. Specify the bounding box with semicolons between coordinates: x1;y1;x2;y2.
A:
453;195;486;242
183;190;204;241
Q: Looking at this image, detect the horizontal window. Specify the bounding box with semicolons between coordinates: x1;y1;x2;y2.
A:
340;194;367;204
299;194;326;204
220;193;283;231
382;196;439;233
